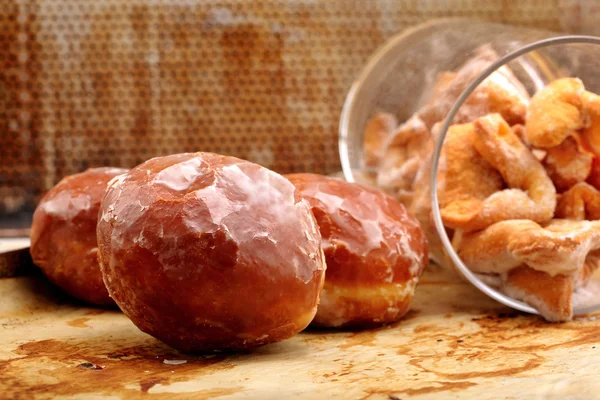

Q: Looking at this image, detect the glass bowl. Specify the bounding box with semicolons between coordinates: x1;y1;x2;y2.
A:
339;18;600;318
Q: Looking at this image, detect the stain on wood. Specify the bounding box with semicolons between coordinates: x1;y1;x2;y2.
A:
1;264;600;399
66;317;91;328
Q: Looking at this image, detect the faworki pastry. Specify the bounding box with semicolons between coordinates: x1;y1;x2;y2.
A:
363;49;600;321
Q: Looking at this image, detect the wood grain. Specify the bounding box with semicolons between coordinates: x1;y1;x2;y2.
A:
1;265;600;399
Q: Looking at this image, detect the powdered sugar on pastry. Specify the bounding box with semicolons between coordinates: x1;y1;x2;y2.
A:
556;182;600;220
418;45;529;129
439;114;555;232
456;218;600;321
437;121;504;232
580;91;600;155
377;115;431;194
544;137;592;192
366;48;530;266
362;112;398;168
526;78;586;148
457;219;600;277
573;279;600;310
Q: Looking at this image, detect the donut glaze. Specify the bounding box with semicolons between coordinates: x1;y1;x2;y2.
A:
286;173;428;328
97;153;326;352
30;167;128;306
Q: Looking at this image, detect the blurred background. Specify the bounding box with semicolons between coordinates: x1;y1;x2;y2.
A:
1;0;600;236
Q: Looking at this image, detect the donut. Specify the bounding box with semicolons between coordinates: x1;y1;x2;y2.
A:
96;153;326;352
286;173;428;328
30;167;128;306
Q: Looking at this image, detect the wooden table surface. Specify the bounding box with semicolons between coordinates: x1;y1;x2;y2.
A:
1;264;600;400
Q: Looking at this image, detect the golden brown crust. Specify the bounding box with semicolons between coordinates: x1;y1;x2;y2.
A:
97;153;326;352
30;167;128;306
525;81;600;193
457;219;600;275
473;114;556;224
367;49;529;266
362;112;398;168
526;78;585;148
418;46;529;129
310;280;415;328
543;137;592;192
286;173;428;327
587;156;600;190
504;266;573;322
438;115;555;232
480;76;529;126
437;121;503;231
511;124;528;144
556;182;600;220
456;218;600;321
577;90;600;155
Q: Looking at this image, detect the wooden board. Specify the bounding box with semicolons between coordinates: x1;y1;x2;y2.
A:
2;265;600;400
0;240;33;278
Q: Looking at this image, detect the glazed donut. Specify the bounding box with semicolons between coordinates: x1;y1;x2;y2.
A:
97;153;326;352
286;173;428;328
30;167;128;306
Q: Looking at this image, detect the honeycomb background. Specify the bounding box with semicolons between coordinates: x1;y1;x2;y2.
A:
0;0;598;219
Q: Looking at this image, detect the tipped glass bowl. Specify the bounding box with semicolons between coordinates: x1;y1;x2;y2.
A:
339;18;600;317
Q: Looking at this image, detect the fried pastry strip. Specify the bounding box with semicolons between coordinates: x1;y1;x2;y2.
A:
543;137;592;192
362;112;398;168
439;114;556;232
437;121;504;232
377;115;431;194
526;78;586;148
556;182;600;220
457;219;600;275
457;219;600;321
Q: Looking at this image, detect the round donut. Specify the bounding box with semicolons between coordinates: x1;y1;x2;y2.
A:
97;153;326;352
30;167;128;306
286;173;428;328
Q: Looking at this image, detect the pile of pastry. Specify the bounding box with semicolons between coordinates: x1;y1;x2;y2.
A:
29;153;428;352
364;47;600;322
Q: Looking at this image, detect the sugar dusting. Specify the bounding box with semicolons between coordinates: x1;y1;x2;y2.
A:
153;157;206;191
504;282;566;322
573;280;600;310
99;153;325;287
